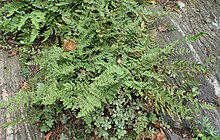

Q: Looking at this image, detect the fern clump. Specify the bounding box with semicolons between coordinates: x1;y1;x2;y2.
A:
0;0;212;139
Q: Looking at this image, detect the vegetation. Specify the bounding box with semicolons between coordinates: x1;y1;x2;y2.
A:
0;0;218;139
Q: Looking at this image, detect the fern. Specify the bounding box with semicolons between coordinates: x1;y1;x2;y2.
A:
1;0;214;139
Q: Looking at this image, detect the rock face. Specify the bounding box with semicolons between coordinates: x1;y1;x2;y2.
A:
0;49;42;140
157;0;220;139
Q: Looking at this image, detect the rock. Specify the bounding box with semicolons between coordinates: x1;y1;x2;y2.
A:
157;0;220;139
0;49;42;140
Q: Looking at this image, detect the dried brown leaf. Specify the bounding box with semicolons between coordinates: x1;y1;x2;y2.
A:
64;39;76;52
151;129;167;140
116;55;122;64
158;25;167;32
21;81;27;89
94;128;99;140
153;121;163;129
8;49;18;57
44;131;52;140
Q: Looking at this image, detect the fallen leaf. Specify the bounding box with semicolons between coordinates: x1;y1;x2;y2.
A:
8;49;18;57
44;131;52;140
21;81;27;89
94;128;99;140
80;69;86;75
153;121;163;129
19;81;29;92
151;129;167;140
158;25;167;32
64;39;76;52
116;54;122;64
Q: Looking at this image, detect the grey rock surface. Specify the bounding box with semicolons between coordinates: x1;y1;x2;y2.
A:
157;0;220;139
0;49;42;140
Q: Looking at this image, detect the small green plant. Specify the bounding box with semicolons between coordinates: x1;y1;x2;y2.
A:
192;117;219;140
86;95;159;139
199;117;217;136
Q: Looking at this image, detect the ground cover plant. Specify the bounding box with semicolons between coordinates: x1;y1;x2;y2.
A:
0;0;217;139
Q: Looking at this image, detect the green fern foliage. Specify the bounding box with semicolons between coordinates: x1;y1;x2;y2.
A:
0;0;213;139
